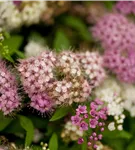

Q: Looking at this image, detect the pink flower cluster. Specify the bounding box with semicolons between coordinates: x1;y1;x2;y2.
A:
19;51;105;112
104;49;135;83
18;51;56;113
92;13;135;51
0;61;20;115
115;1;135;15
76;51;106;87
71;98;108;149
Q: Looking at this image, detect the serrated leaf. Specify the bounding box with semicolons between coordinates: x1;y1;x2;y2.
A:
53;29;70;52
49;133;58;150
18;115;34;146
50;107;70;121
0;112;12;131
64;16;91;41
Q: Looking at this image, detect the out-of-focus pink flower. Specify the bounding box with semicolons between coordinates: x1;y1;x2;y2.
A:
104;48;135;83
92;13;135;51
115;1;135;15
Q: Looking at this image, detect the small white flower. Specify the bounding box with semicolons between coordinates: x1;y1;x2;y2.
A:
117;125;123;131
108;122;115;131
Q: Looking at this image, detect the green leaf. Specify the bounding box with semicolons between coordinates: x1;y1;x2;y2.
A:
81;137;87;150
64;16;91;41
127;139;135;150
53;29;70;52
50;107;70;121
103;129;132;139
0;112;12;131
105;139;126;150
104;1;114;10
3;35;23;55
49;133;58;150
18;115;34;147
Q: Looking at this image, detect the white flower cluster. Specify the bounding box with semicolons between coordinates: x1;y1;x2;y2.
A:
61;121;83;142
25;41;45;57
122;84;135;117
0;1;47;30
95;78;125;131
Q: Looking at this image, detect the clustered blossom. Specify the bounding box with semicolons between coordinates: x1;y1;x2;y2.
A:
76;51;106;87
18;51;93;112
25;41;46;57
122;84;135;117
115;1;135;15
92;13;135;51
104;49;135;83
18;51;56;113
61;121;83;143
0;60;20;115
71;99;108;149
0;1;47;30
95;78;125;131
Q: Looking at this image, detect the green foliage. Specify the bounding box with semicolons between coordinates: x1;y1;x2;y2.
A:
18;115;34;147
127;139;135;150
49;133;58;150
63;16;92;41
2;35;23;55
53;29;70;52
0;34;24;61
81;137;87;150
0;112;12;131
50;107;71;121
103;129;132;139
104;1;115;10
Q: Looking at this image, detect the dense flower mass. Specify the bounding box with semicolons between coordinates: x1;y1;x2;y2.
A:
71;99;108;149
76;51;106;87
95;78;125;131
18;50;94;112
61;121;83;143
0;60;20;115
0;1;47;30
92;13;135;51
122;84;135;117
115;1;135;15
104;49;135;83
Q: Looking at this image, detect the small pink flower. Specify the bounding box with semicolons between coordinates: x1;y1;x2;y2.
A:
90;110;97;117
71;115;82;125
90;102;98;110
95;98;103;105
79;121;88;131
89;119;98;128
78;137;84;144
76;105;87;114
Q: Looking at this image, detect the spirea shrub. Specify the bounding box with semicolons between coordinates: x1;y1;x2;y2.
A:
1;1;135;150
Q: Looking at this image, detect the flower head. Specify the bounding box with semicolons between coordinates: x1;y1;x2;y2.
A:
104;48;135;83
92;13;135;51
115;1;135;15
0;61;20;115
